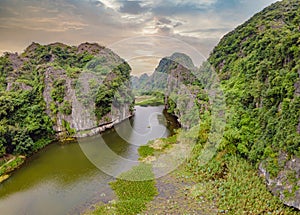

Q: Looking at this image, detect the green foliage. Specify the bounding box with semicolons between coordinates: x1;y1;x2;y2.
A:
109;164;157;215
177;2;300;213
65;66;81;78
0;55;13;90
0;42;134;160
0;89;54;155
0;46;59;157
209;0;300;171
186;155;298;214
86;57;110;75
91;164;158;215
95;62;133;120
12;130;34;154
135;95;164;106
59;100;72;115
0;142;5;157
51;46;94;69
166;97;177;114
95;86;114;119
61;119;75;135
0;156;25;176
51;79;66;103
50;102;58;114
138;145;154;158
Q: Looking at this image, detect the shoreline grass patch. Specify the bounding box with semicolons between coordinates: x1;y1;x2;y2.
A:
138;145;155;159
135;96;164;107
90;163;158;215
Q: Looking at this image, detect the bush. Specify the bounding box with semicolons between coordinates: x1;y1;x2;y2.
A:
59;101;72;115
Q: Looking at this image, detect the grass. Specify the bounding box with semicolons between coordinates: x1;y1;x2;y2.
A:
87;129;181;215
138;145;154;159
88;125;299;215
135;128;298;214
135;95;164;106
186;154;299;214
0;155;26;176
89;162;158;215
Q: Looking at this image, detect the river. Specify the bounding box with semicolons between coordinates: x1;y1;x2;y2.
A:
0;105;177;215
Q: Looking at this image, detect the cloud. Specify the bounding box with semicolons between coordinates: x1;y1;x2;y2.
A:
157;17;172;25
119;1;149;14
0;0;278;61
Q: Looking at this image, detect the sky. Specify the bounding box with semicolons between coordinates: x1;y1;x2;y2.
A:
0;0;278;75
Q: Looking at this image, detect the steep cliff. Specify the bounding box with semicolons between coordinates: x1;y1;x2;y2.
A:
134;52;204;128
208;0;300;209
0;42;134;157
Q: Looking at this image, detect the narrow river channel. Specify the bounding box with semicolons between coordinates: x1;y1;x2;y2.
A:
0;106;177;215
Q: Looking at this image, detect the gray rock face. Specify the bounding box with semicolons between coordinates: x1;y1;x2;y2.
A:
5;42;134;139
155;53;202;129
39;42;134;138
165;63;199;129
259;153;300;210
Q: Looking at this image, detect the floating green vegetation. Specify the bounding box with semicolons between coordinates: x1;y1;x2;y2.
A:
138;145;154;159
90;163;157;215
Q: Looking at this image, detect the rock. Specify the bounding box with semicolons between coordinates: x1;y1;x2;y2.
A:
0;174;10;183
259;153;300;210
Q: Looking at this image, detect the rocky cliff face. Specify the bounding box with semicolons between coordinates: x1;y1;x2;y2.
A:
34;43;134;138
152;53;209;129
0;42;133;156
259;152;300;209
131;52;212;130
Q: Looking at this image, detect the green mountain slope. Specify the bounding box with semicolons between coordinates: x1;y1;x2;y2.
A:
156;0;299;211
0;42;133;158
208;0;300;208
209;0;300;168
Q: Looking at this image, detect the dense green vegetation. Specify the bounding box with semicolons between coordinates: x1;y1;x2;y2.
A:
178;109;297;213
138;145;155;158
136;130;298;213
209;0;300;175
95;62;134;120
0;43;94;157
0;43;98;157
177;0;300;212
0;42;133;164
126;0;300;213
0;68;54;156
185;155;298;214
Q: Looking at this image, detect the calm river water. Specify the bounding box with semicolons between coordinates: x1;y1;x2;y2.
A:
0;106;176;215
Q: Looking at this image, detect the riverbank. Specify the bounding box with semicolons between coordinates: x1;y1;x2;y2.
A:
85;130;299;214
0;155;26;183
0;105;172;215
84;133;217;215
0;112;134;182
